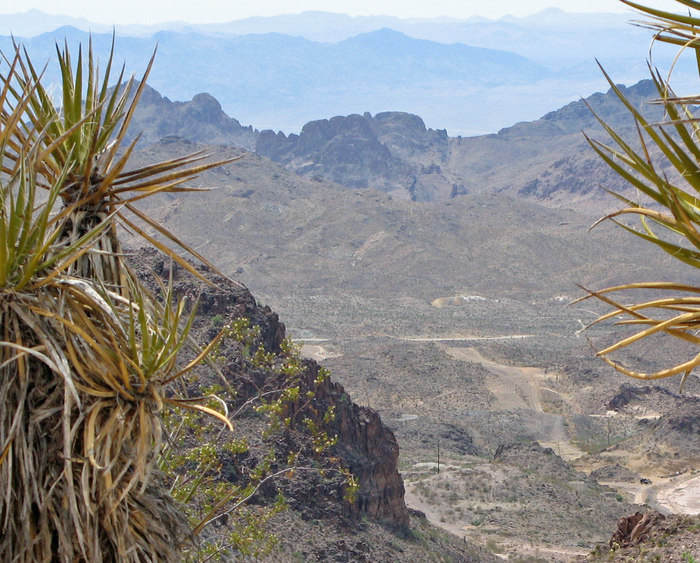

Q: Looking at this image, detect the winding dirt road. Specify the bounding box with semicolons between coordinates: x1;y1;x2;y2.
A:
438;344;586;461
439;344;700;517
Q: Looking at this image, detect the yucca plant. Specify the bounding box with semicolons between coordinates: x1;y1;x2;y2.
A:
0;41;234;561
2;38;235;286
577;0;700;390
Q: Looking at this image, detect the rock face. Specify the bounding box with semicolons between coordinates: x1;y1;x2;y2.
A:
610;511;667;548
284;360;409;526
314;367;408;525
606;385;682;413
256;111;461;201
135;248;410;528
257;114;404;189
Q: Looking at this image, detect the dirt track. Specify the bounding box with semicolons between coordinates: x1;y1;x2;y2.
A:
438;344;586;461
656;474;700;515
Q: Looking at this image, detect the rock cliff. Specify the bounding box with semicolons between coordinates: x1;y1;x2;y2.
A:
256;111;463;201
125;83;259;149
134;248;410;528
301;361;409;526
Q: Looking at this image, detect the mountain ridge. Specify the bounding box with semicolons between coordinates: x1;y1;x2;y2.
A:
0;8;636;39
126;78;662;209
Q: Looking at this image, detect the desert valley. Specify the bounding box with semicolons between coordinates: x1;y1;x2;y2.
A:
1;4;699;562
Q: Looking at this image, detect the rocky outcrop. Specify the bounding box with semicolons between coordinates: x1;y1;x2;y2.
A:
133;248;410;528
370;111;448;161
493;441;590;483
610;511;667;548
606;385;682;412
592;511;700;562
127;83;258;149
256;114;408;190
256;112;463;201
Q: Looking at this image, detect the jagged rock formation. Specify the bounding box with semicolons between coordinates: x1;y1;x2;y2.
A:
125;84;258;149
134;248;409;528
609;511;667;548
256;114;407;190
256;111;462;201
127;78;667;211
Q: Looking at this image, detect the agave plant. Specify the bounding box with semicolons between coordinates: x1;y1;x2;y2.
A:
0;41;234;561
577;0;700;389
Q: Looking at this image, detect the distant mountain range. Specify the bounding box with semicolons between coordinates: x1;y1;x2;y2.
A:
126;78;663;209
0;8;664;67
0;9;696;135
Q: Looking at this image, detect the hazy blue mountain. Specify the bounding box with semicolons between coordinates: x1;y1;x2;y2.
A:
0;9;110;37
2;9;695;135
2;8;674;79
0;26;551;135
192;8;687;79
183;9;651;72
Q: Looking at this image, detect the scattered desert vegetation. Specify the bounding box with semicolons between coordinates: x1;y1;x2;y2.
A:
3;0;700;561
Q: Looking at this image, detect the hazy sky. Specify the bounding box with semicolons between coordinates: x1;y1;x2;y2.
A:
3;0;687;24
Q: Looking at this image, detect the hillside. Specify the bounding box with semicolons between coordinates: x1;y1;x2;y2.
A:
128;248;495;561
127;136;690;302
122;132;700;558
